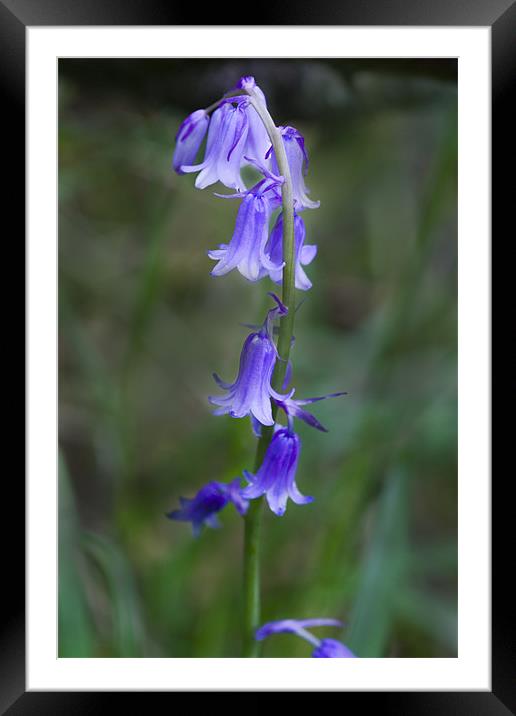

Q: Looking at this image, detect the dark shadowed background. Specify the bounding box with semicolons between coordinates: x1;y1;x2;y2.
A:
58;58;457;658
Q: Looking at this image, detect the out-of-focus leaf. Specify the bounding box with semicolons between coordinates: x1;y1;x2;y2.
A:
82;532;145;657
395;589;457;654
58;453;95;657
408;543;457;576
346;468;409;657
124;190;173;374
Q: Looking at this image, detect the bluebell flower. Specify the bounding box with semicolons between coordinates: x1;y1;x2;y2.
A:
268;126;320;210
181;101;249;191
172;109;210;175
209;296;291;426
166;478;249;537
256;618;356;658
241;427;313;516
237;76;272;169
208;178;283;282
267;211;318;291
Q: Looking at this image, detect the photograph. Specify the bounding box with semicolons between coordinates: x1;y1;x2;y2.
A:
0;0;506;701
58;57;458;659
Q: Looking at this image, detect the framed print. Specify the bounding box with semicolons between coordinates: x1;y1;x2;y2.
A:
3;0;510;710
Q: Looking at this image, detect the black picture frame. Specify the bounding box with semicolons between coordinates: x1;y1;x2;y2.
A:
4;0;510;711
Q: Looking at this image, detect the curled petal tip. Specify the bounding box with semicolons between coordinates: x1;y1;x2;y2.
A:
267;292;288;315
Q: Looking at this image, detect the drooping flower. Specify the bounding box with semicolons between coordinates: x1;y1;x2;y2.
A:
172;109;210;175
166;478;249;537
237;76;272;168
267;210;318;291
208;178;283;282
181;101;249;191
256;618;356;658
209;295;292;426
241;427;312;516
268;126;320;210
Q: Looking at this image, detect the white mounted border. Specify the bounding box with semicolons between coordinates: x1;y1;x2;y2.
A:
27;26;490;691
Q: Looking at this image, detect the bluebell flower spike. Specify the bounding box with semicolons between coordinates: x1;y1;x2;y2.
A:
172;79;352;660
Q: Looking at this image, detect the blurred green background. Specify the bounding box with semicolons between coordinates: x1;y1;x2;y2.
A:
58;59;457;658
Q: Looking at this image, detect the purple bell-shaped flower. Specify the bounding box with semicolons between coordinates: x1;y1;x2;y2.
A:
181;101;249;191
269;126;320;210
208;177;283;282
209;296;291;426
237;76;272;168
267;210;318;291
241;427;313;516
166;478;249;537
172;109;210;175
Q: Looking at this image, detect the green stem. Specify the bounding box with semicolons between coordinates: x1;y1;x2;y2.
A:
241;90;296;657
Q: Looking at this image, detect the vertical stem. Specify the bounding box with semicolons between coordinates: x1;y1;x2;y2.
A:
242;500;263;655
241;91;296;656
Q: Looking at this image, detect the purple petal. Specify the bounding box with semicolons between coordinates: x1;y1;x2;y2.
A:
312;639;356;658
288;481;314;505
256;618;342;641
282;359;293;391
225;478;250;516
241;471;265;499
300;244;318;265
251;415;263;437
287;403;328;432
275;392;347;432
294;391;348;406
267;292;288;317
243;155;284;184
212;372;233;390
